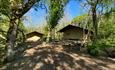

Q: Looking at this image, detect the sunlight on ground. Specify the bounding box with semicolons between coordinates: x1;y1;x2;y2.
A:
1;43;115;70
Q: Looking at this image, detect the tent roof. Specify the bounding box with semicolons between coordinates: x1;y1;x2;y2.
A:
59;25;93;34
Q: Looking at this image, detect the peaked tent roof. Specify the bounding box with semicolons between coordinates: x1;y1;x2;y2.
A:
26;31;44;35
59;25;93;34
26;31;44;37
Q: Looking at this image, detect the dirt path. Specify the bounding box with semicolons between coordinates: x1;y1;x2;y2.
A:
1;44;115;70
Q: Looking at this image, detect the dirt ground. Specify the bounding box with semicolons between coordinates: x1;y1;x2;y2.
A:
1;43;115;70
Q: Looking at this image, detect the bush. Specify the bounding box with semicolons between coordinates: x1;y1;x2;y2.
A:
87;44;99;56
87;39;115;57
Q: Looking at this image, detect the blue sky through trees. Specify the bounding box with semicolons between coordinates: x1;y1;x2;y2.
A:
23;0;87;27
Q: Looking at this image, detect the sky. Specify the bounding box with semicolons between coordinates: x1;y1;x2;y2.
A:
23;0;87;27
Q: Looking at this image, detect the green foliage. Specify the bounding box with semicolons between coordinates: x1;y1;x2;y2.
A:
98;13;115;44
44;0;69;42
0;15;9;64
75;0;115;57
87;12;115;56
0;0;11;17
0;14;26;64
46;0;69;30
0;15;9;32
72;14;88;24
16;21;26;44
87;43;99;56
0;14;9;42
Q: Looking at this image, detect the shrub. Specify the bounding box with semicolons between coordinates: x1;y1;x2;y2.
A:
87;39;115;57
87;43;99;56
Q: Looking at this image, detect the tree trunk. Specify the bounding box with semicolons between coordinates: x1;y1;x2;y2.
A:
18;28;26;42
46;31;51;43
5;19;18;61
91;6;98;42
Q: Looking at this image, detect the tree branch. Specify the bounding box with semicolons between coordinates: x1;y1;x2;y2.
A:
19;0;40;18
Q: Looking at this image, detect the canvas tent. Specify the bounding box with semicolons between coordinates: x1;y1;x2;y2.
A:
26;31;44;42
59;25;93;41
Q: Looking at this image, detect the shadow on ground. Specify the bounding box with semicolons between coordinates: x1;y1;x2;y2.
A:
1;44;115;70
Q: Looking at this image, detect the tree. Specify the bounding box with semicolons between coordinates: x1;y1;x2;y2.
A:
44;0;69;42
77;0;115;43
71;14;89;27
84;0;101;42
0;0;41;61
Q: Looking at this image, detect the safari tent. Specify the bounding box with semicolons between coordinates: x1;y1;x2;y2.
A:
26;31;44;42
59;25;93;41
